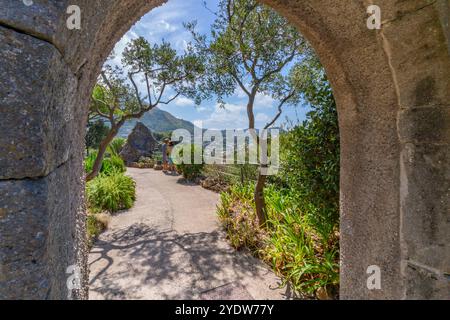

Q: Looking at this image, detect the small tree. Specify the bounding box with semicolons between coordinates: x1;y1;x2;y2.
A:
186;0;309;225
86;37;204;181
85;119;109;153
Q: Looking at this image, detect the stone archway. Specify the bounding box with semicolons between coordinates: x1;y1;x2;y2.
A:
0;0;449;300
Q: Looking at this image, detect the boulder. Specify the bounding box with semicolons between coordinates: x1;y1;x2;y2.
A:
120;122;158;165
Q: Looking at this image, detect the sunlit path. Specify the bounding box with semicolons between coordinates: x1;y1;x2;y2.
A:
88;168;292;300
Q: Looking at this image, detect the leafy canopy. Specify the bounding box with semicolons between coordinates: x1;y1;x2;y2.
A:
90;37;205;126
186;0;311;126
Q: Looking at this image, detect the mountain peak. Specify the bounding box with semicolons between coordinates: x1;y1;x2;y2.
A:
119;107;195;137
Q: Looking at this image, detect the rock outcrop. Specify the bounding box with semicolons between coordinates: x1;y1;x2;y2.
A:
120;123;158;165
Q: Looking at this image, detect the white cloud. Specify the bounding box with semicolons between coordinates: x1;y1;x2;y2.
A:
197;102;281;129
196;106;209;112
254;93;275;110
255;113;270;123
174;97;196;107
194;101;281;130
193;120;204;128
194;103;247;129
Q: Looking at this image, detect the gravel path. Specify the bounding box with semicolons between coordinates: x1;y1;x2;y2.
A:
89;168;293;300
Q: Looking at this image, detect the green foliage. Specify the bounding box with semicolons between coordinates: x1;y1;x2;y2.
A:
263;185;339;295
86;120;109;150
217;183;263;250
86;172;136;213
122;37;205;105
279;55;339;242
186;0;308;112
86;215;101;241
107;137;126;156
90;72;140;123
174;144;204;180
203;163;258;189
86;213;110;247
214;55;340;297
85;151;125;176
217;183;339;297
101;155;126;176
87;36;205;180
84;152;97;174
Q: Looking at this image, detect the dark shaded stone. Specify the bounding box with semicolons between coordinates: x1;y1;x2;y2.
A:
120;123;158;165
0;26;78;180
0;157;88;300
398;106;450;144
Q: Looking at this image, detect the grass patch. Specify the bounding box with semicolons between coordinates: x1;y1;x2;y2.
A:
87;212;111;248
84;151;126;176
86;171;136;213
217;183;339;299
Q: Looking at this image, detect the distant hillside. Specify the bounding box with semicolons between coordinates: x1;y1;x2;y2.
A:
119;107;195;138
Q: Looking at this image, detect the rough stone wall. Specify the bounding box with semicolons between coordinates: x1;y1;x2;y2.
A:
0;0;448;299
0;0;89;299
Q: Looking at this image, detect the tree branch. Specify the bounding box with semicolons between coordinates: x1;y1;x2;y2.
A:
257;49;297;84
230;70;251;97
264;91;295;129
128;73;145;111
144;73;153;106
160;92;181;105
92;98;112;119
100;71;114;92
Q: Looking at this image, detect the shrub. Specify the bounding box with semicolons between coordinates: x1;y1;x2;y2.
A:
84;152;97;174
101;155;126;175
86;172;136;213
86;120;109;151
107;137;126;156
217;183;339;298
217;184;264;251
86;212;111;247
264;185;339;297
174;144;204;181
84;151;125;176
139;156;155;167
279;56;340;243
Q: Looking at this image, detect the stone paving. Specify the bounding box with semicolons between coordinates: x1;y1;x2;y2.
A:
89;168;293;300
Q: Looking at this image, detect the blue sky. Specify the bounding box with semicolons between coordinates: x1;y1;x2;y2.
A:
110;0;309;130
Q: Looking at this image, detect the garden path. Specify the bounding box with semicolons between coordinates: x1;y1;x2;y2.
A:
89;168;293;300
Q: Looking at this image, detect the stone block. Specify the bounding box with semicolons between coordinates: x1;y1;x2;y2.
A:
0;26;78;179
0;0;65;41
404;261;450;299
400;143;450;273
381;2;450;107
0;158;87;300
398;106;450;144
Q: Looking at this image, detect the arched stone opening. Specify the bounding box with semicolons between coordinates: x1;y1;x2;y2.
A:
0;0;448;300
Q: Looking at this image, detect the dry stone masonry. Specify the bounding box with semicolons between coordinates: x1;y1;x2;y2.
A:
0;0;449;299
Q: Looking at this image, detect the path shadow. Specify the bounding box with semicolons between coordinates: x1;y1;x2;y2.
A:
89;223;294;300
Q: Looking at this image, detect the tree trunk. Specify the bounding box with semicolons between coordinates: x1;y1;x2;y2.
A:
86;127;118;181
246;89;268;226
254;170;267;226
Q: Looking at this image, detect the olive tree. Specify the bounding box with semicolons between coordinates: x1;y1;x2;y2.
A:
86;37;204;181
186;0;309;224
